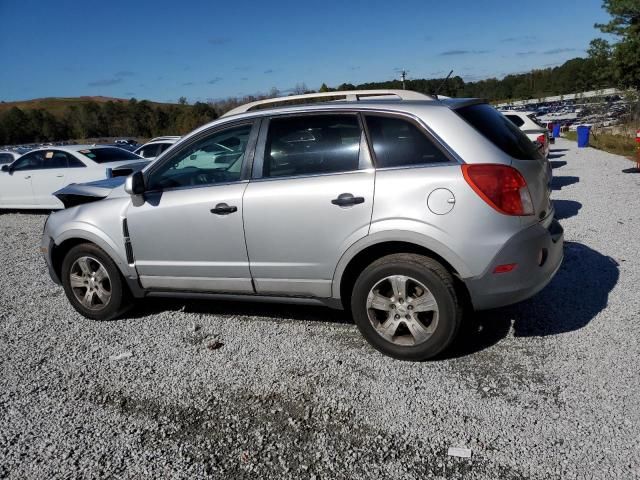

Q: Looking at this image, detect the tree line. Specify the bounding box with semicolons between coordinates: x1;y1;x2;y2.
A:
0;99;219;146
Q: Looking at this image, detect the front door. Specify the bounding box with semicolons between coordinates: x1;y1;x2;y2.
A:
242;113;375;297
126;121;259;293
0;151;41;206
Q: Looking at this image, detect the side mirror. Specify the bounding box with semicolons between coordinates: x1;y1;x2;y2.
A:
1;164;10;173
125;171;145;195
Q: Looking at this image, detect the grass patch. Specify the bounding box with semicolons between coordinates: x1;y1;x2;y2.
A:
564;130;638;159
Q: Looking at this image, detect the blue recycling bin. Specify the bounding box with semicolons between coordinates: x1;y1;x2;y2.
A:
577;125;590;148
552;123;561;138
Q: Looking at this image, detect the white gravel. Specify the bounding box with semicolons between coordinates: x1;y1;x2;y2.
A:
1;138;639;479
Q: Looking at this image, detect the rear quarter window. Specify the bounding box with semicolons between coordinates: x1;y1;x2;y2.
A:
456;104;542;160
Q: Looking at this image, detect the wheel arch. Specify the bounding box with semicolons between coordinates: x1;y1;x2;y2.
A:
334;234;472;310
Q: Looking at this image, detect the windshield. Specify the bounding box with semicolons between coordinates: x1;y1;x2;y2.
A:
456;104;542;160
78;147;141;163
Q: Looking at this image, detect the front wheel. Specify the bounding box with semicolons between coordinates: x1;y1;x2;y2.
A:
351;253;462;361
61;243;131;321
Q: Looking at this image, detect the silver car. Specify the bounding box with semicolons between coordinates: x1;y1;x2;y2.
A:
41;90;563;361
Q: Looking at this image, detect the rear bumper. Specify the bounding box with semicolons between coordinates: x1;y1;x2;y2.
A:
464;218;564;310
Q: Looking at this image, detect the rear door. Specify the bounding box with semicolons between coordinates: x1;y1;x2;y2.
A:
242;113;374;297
30;150;75;207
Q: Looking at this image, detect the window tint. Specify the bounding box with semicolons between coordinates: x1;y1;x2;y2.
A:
456;104;542;160
157;142;172;154
0;153;14;164
365;115;449;168
527;114;545;128
12;151;45;171
66;153;86;168
505;114;525;127
78;147;141;163
136;144;160;158
263;115;361;178
147;123;252;190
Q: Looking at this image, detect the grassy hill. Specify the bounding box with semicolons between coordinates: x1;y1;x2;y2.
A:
0;96;178;116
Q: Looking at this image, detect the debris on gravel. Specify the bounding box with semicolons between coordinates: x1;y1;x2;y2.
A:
0;138;639;478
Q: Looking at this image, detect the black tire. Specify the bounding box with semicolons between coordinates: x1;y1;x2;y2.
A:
61;243;132;321
350;253;462;361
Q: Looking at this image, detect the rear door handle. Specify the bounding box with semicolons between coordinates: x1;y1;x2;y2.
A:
24;175;31;179
56;175;64;178
331;193;365;207
210;203;238;215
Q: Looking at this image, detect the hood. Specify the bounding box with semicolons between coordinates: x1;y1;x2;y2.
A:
54;177;129;209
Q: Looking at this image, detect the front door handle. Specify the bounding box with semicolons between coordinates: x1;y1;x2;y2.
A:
210;203;238;215
331;193;365;207
24;175;31;179
56;174;64;178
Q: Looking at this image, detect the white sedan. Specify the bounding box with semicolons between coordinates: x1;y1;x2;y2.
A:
0;145;146;209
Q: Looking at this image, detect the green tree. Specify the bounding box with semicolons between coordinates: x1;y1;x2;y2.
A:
594;0;640;89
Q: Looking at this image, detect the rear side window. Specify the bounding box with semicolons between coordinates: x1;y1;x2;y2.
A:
527;114;545;128
365;115;450;168
263;114;361;178
136;144;159;158
0;153;14;164
79;147;141;163
456;104;542;160
505;114;525;127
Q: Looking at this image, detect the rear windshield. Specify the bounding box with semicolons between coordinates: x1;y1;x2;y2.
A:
78;147;141;163
527;114;546;128
456;104;542;160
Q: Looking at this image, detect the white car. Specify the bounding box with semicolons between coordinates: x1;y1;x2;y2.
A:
0;150;22;165
500;111;551;158
0;145;145;209
134;136;180;160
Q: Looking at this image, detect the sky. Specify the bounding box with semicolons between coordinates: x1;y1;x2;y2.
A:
0;0;612;103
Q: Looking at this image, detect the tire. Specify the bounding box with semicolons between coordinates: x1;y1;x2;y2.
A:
61;243;132;321
350;253;462;361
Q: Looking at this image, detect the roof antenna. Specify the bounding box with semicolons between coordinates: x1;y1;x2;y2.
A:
434;70;454;99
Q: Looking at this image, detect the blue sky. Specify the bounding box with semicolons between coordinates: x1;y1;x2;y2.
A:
0;0;611;103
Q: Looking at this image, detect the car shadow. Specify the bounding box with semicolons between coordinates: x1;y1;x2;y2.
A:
437;241;618;359
622;167;640;174
553;200;582;220
551;175;579;190
126;242;618;361
550;148;569;153
550;160;567;169
548;153;566;160
0;209;53;215
127;296;353;325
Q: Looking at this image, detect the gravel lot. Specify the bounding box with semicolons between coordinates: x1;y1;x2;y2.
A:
1;138;639;479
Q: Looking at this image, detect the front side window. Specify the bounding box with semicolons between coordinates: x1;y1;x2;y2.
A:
0;153;14;164
365;115;450;168
12;151;45;171
263;114;361;178
147;123;252;190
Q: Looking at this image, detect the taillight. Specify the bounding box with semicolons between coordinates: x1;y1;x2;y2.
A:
462;164;534;216
536;134;546;144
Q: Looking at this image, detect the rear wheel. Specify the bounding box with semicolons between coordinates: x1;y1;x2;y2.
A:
61;243;131;321
351;253;462;361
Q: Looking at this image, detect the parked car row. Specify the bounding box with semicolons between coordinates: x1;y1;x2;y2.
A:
40;90;563;361
0;137;181;209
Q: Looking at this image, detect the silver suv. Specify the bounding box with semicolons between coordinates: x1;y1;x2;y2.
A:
41;90;563;361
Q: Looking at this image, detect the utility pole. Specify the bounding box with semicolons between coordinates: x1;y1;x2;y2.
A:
400;69;407;90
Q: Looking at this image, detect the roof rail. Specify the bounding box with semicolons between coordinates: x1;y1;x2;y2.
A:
148;136;181;142
222;89;434;117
